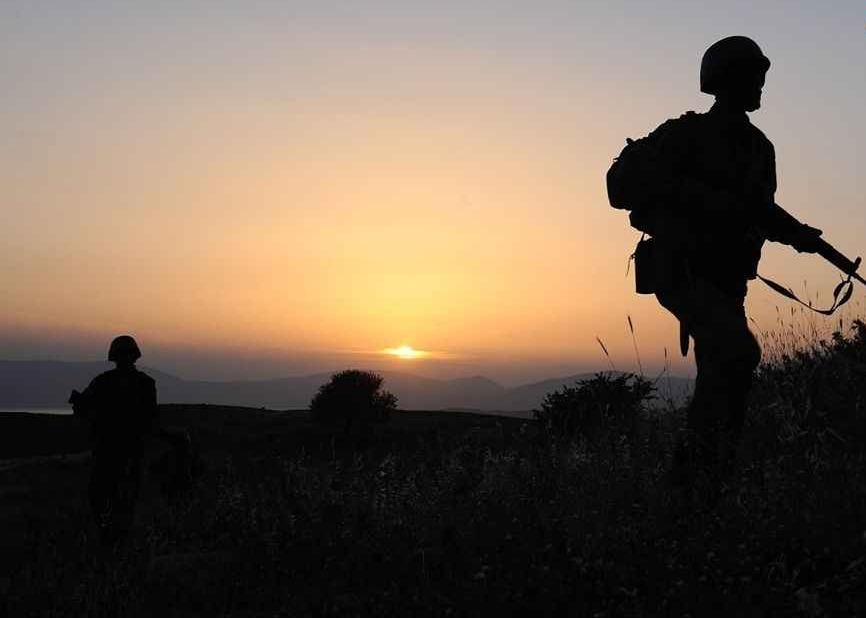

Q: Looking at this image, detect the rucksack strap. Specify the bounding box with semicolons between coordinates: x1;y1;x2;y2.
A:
757;272;856;316
625;233;647;276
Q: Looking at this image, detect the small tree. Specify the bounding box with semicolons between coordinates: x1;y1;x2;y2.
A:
533;372;654;441
310;370;397;433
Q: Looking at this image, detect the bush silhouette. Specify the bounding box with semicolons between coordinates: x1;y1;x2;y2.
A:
533;372;654;441
310;370;397;432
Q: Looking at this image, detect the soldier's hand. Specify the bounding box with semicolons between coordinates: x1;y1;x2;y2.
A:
789;224;823;253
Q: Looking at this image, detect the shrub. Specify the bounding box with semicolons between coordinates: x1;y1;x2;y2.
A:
749;318;866;450
310;370;397;432
533;372;655;441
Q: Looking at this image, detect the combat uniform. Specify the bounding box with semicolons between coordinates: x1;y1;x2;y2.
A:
78;366;158;541
607;36;826;499
623;102;804;483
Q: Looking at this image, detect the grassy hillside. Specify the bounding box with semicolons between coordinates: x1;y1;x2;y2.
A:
2;322;866;616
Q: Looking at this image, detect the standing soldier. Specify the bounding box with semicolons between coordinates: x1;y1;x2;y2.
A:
606;37;825;498
70;335;158;543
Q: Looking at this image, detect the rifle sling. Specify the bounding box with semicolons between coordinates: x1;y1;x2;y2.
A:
756;272;856;316
677;272;857;357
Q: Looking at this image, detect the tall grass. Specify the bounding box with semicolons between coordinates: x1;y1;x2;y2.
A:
5;316;866;616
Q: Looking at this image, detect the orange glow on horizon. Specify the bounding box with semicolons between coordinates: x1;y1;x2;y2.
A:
1;2;862;381
383;345;427;360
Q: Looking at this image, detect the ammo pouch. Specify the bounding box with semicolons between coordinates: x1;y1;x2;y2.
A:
633;236;656;295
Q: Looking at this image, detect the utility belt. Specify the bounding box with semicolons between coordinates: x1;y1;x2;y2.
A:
631;234;858;357
631;235;755;296
630;236;744;357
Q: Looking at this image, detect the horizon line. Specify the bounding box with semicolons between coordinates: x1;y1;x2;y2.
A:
0;357;694;387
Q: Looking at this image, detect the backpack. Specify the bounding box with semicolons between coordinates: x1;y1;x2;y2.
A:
606;135;656;213
606;113;706;296
607;125;669;294
606;112;700;231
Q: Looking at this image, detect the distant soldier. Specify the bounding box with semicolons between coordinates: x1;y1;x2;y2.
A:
70;335;158;543
607;37;825;497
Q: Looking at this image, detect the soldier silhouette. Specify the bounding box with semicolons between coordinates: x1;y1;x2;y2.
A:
607;37;824;499
70;335;158;543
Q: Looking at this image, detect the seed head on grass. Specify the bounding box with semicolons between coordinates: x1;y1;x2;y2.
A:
627;315;644;377
596;337;616;372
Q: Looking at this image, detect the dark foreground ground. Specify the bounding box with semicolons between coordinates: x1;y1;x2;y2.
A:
2;325;866;617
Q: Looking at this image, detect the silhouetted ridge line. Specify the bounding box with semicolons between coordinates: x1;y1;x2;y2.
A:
0;360;693;411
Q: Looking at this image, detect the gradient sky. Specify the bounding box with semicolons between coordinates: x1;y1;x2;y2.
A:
1;1;864;384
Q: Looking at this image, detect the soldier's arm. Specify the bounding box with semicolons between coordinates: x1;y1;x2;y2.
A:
73;376;101;421
753;145;823;251
761;203;823;252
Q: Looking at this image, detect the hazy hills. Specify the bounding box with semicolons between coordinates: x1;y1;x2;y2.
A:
0;360;693;413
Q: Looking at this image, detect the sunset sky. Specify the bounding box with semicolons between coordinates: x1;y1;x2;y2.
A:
2;1;864;384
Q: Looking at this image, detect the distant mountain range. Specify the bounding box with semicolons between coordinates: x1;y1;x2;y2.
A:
0;360;693;414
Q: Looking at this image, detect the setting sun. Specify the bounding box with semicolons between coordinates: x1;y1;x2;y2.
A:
383;345;427;360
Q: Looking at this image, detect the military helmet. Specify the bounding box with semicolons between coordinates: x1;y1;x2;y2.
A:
108;335;141;362
700;36;770;95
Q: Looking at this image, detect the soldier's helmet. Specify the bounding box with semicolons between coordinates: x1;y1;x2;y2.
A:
108;335;142;363
700;36;770;95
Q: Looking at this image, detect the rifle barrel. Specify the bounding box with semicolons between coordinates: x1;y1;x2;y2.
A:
817;239;856;273
765;203;865;286
814;239;866;286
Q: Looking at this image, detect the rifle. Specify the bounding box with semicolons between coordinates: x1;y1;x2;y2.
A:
68;389;93;420
756;203;865;315
814;238;866;286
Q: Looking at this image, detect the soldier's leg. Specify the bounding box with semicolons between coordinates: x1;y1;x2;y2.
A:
89;451;113;519
658;279;761;484
113;448;143;538
691;320;760;481
88;463;109;522
89;451;126;542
